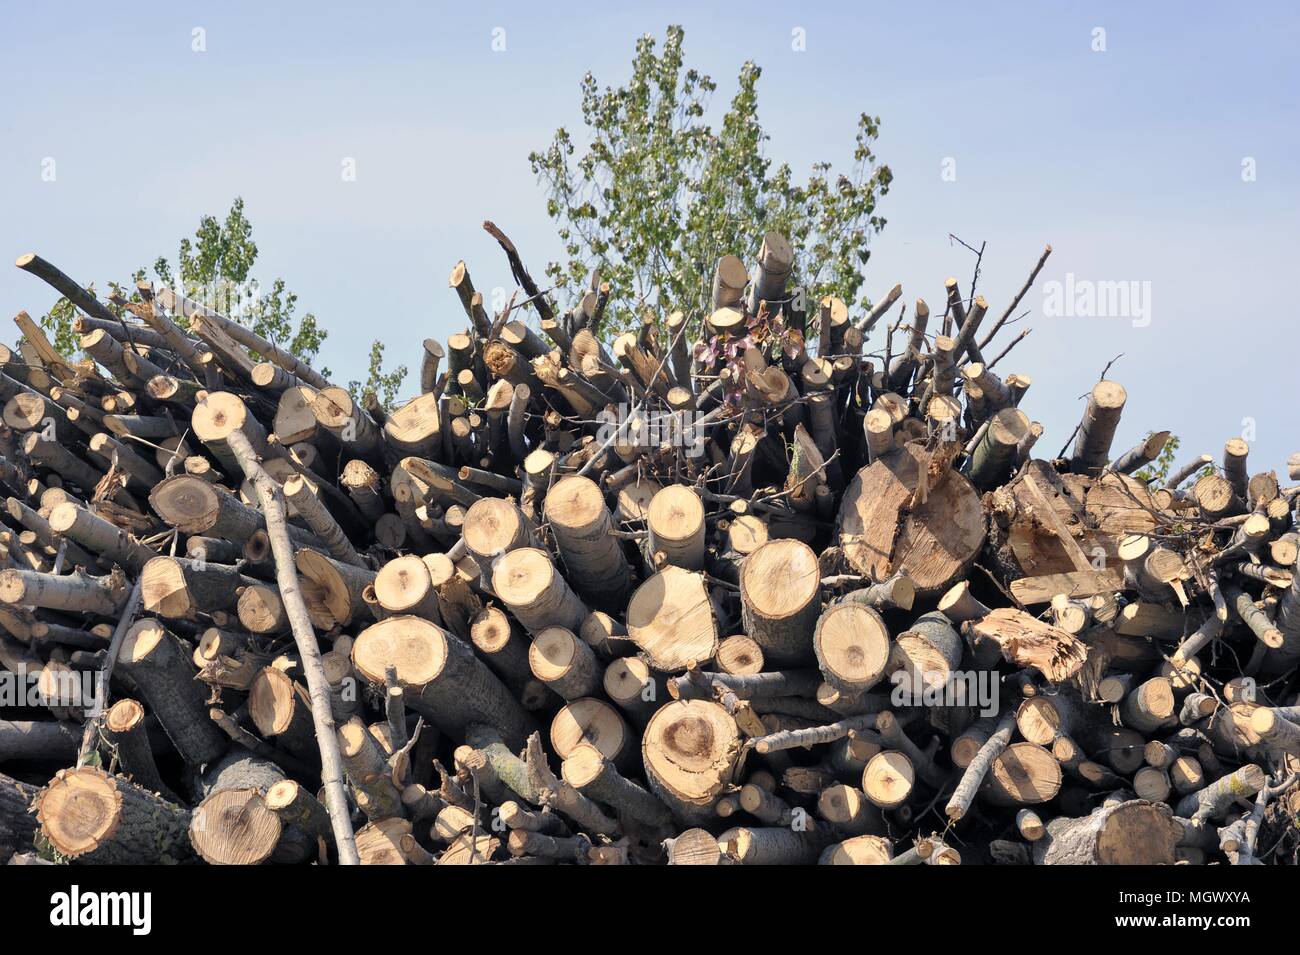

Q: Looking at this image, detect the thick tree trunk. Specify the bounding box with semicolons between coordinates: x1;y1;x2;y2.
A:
550;697;634;773
544;475;632;610
294;549;375;629
491;547;588;635
739;539;822;666
0;720;80;763
102;698;179;802
140;555;256;619
0;772;38;863
981;742;1063;807
189;749;308;865
1033;799;1180;864
118;618;228;765
352;615;536;750
625;566;718;672
837;443;985;597
528;627;600;701
374;554;444;621
37;766;192;864
646;485;706;570
249;667;322;765
641;700;741;824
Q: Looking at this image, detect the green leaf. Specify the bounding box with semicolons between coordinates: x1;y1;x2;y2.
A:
529;26;889;338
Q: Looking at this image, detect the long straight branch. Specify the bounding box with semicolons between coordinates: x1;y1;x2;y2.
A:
226;428;360;865
979;244;1052;350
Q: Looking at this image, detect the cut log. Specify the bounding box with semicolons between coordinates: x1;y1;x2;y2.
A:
819;833;893;865
0;567;126;615
862;750;914;809
374;554;444;622
561;742;671;831
384;392;442;457
645;485;707;572
37;766;192;864
190;785;286;865
492;547;588;635
312;387;383;460
625;566;718;671
739;539;822;665
0;772;38;864
963;608;1089;682
1119;678;1179;733
118;618;228;765
294;549;375;629
718;824;835;865
249;667;321;764
102;698;179;801
544;475;632;610
352;615;535;749
0;720;80;763
528;627;600;701
1070;380;1127;475
889;611;964;699
715;634;764;675
550;697;634;771
602;655;662;724
813;603;891;695
981;742;1063;807
48;502;156;573
337;717;404;821
838;443;985;596
1034;799;1179;864
642;700;741;824
140;555;253;619
469;605;545;706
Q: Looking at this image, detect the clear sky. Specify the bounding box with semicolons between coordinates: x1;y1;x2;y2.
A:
2;2;1296;473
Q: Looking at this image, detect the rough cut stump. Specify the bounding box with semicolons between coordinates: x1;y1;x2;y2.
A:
837;443;985;597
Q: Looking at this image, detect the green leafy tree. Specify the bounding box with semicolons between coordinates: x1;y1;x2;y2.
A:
153;197;328;368
1135;433;1181;484
529;25;892;337
43;295;81;356
37;198;407;401
348;340;408;411
39;273;148;357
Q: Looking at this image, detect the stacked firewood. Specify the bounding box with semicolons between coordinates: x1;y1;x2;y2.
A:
1;225;1298;866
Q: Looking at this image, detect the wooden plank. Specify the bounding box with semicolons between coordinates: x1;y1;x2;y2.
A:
1010;568;1123;605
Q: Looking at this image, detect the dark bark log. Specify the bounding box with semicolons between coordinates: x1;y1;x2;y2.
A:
352;615;536;750
1033;799;1180;864
102;698;180;802
118;618;228;765
37;766;192;864
641;700;741;824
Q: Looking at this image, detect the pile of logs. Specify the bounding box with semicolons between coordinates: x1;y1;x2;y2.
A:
1;227;1298;866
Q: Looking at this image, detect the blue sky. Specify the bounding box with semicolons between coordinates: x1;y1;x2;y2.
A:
2;2;1297;471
